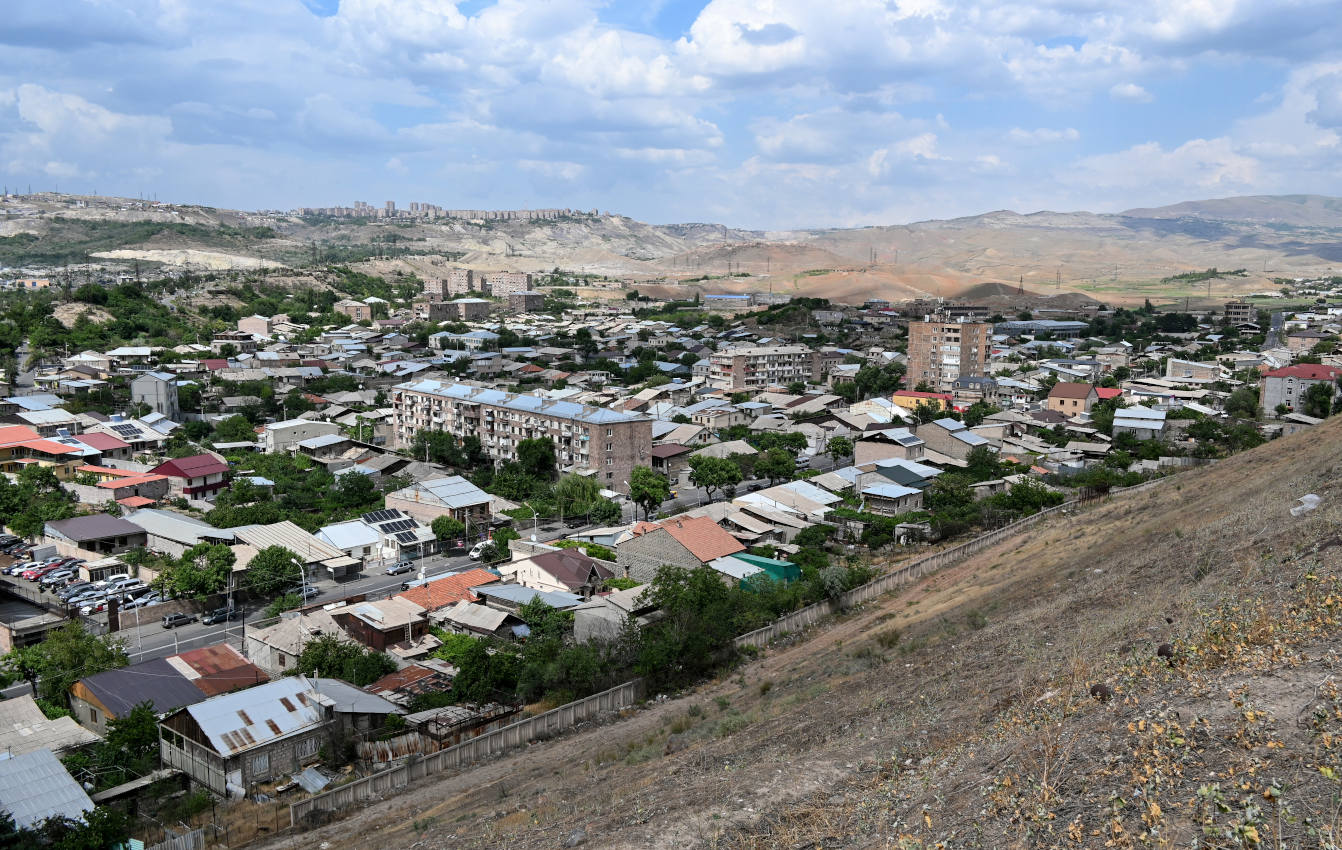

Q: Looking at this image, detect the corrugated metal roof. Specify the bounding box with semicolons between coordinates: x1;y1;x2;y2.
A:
0;748;94;829
231;521;345;563
186;677;326;757
0;695;101;756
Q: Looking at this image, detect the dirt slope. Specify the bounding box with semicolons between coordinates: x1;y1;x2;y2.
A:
258;419;1342;850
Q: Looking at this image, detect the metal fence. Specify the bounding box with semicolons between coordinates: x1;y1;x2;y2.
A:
143;828;206;850
289;678;643;826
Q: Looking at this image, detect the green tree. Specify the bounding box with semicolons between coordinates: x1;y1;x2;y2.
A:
687;454;742;502
3;622;128;706
1224;386;1261;419
294;634;396;686
628;466;671;520
964;445;1003;482
332;471;377;508
431;515;466;542
755;448;795;484
635;566;739;688
786;381;807;395
825;436;854;465
158;542;235;600
516;437;557;481
1302;382;1335;418
244;546;303;598
213;414;257;443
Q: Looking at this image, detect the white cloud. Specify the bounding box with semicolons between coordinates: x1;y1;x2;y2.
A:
1008;126;1080;144
1068;138;1259;194
1109;82;1153;102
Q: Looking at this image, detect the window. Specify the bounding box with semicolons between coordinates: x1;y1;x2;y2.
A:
606;472;614;480
277;655;286;668
251;752;270;775
605;442;613;451
298;737;319;759
90;709;99;724
606;428;613;436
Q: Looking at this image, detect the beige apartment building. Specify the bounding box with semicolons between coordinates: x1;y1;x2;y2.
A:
391;380;652;493
708;345;816;391
1225;299;1256;325
423;269;476;300
906;320;991;391
483;272;533;297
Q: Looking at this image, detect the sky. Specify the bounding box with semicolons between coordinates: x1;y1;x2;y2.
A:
1;0;1341;229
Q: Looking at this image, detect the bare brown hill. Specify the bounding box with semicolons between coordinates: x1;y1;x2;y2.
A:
257;419;1342;850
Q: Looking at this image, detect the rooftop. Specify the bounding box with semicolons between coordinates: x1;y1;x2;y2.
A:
394;379;649;426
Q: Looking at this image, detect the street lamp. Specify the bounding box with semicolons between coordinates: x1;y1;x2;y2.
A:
522;501;540;539
290;556;308;601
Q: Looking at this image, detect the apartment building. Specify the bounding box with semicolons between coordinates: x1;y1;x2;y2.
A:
1225;299;1256;325
708;345;816;391
482;272;532;297
391;380;652;493
424;269;476;300
906;320;991;391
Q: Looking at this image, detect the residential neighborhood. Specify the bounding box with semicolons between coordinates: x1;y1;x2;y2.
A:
0;264;1340;847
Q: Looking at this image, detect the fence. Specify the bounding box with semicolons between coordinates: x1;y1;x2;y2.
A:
285;475;1171;830
733;476;1170;650
289;678;643;826
143;828;206;850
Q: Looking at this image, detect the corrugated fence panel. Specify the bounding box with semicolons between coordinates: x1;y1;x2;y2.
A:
290;679;644;827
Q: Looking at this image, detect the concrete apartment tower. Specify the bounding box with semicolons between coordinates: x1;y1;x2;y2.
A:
906;317;992;391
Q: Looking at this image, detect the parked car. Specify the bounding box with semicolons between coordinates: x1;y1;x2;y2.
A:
285;585;320;601
39;569;75;587
385;560;414;575
58;581;93;598
201;607;239;624
79;601;107;616
103;577;142;594
469;541;490;560
122;594;162;611
5;561;36;576
161;612;196;629
95;573;132;588
22;565;59;581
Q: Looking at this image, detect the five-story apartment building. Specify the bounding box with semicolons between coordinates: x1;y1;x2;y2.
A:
392;380;651;493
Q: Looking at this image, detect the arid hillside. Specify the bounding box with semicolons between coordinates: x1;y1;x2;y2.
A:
258;418;1342;850
10;193;1342;307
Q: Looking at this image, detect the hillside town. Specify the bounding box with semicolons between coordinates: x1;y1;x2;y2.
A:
0;265;1340;847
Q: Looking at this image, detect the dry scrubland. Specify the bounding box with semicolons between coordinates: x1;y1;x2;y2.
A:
253;418;1342;850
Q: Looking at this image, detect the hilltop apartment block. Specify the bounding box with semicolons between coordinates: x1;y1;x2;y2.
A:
708;345;818;391
906;320;991;391
391;380;651;493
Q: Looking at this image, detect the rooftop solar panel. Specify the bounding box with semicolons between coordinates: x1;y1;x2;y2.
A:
394;531;419;544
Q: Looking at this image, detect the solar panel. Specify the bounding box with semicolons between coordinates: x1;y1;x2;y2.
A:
362;509;398;524
379;519;417;533
394;531;419;544
111;423;140;437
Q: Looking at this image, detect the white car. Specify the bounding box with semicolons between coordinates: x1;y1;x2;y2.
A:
469;541;490;560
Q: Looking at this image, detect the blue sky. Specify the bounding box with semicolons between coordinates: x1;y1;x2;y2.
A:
1;0;1340;229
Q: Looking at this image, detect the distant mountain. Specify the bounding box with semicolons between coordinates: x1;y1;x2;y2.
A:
6;192;1341;306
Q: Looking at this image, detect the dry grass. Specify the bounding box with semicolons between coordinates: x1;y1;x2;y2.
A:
252;419;1342;850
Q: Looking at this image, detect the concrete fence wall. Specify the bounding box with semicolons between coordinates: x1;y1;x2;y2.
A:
733;476;1168;650
289;678;643;826
285;476;1171;830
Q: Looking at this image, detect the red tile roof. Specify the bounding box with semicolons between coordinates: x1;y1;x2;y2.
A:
396;568;499;611
637;515;746;564
1264;364;1342;380
116;496;156;508
1095;387;1123;400
0;425;42;447
152;453;229;479
200;359;229;371
97;473;168;489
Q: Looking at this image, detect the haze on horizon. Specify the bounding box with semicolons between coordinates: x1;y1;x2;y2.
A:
2;0;1341;230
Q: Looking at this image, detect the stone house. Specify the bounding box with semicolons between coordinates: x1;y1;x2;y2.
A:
616;515;745;583
1046;382;1097;415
